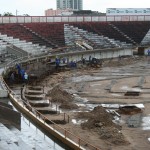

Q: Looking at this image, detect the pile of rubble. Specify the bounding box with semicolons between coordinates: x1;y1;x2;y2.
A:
48;85;78;109
77;106;129;145
98;126;127;145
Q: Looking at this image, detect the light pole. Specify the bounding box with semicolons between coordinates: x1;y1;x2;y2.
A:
16;9;19;16
16;10;19;23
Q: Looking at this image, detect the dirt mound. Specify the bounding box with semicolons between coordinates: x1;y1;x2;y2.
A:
80;106;120;129
47;86;79;110
49;85;74;103
77;106;128;145
98;126;128;145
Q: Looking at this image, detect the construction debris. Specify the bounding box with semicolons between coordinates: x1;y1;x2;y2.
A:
77;106;129;145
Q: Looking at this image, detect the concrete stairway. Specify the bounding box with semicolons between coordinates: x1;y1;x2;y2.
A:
24;86;57;114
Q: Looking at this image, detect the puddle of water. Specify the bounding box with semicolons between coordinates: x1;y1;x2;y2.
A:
90;83;101;87
120;103;145;109
74;95;88;103
112;116;125;125
66;89;77;94
71;75;106;82
85;104;101;111
131;88;142;92
111;73;132;76
113;116;120;121
111;93;121;97
121;86;142;92
74;96;88;103
101;104;120;109
73;94;78;96
130;104;144;108
74;103;101;111
102;103;144;109
76;104;86;107
72;119;88;125
121;86;130;90
142;115;150;130
95;89;100;91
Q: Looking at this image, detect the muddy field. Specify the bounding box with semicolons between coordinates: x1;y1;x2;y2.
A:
34;56;150;150
15;56;150;150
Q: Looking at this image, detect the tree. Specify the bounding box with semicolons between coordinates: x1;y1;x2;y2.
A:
3;12;14;16
23;14;30;16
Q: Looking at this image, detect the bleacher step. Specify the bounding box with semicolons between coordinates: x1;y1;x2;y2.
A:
10;117;53;149
0;123;32;150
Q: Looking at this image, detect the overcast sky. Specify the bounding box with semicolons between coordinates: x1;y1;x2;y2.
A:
0;0;150;16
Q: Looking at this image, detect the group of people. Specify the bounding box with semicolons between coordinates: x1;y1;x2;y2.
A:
9;64;28;84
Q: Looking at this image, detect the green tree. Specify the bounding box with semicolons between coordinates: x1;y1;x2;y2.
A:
3;12;14;16
23;14;30;16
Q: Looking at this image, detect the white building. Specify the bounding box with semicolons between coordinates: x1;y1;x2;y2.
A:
56;0;83;10
106;8;150;16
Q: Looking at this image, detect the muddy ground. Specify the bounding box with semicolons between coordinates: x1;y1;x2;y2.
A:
33;57;150;150
33;56;150;150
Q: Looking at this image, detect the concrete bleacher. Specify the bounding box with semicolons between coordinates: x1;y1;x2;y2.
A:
0;33;49;56
0;123;32;150
70;22;135;46
0;116;58;150
0;21;149;57
0;80;8;98
0;40;8;52
111;21;150;44
141;29;150;45
64;24;132;49
24;23;65;48
0;24;55;48
0;22;149;54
